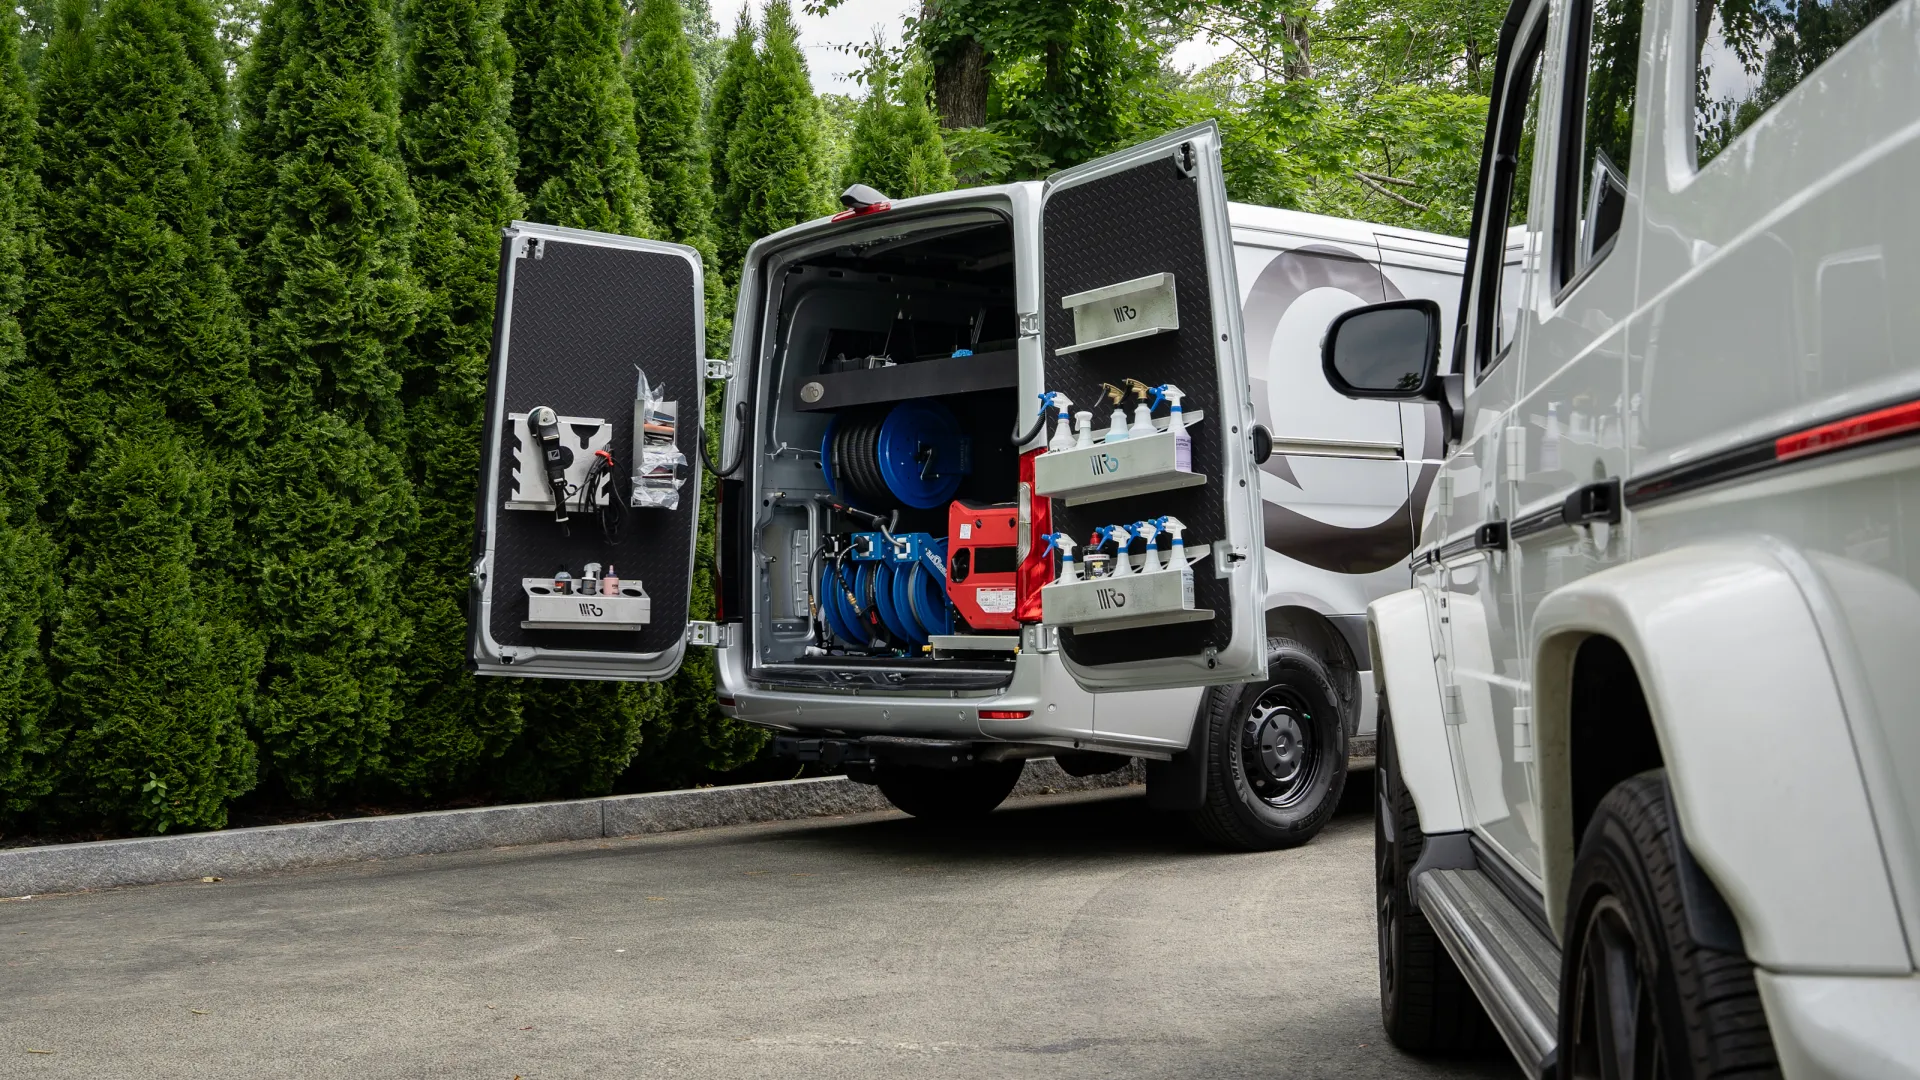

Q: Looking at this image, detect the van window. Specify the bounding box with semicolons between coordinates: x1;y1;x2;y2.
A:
1694;0;1901;167
1481;37;1546;372
1560;0;1641;284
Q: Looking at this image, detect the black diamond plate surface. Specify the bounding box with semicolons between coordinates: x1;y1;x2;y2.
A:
1043;154;1232;667
482;238;700;656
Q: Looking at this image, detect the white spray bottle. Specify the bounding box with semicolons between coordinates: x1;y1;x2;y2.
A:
1046;392;1076;453
1043;532;1079;583
1100;383;1129;443
1101;524;1135;577
1133;519;1162;573
1157;515;1195;607
1074;410;1095;450
1155;384;1190;470
1123;378;1158;439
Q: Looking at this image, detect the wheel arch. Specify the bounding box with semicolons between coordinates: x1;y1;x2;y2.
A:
1266;604;1364;735
1531;538;1909;973
1367;587;1465;835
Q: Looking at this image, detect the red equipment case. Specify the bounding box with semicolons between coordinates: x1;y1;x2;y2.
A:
946;499;1020;631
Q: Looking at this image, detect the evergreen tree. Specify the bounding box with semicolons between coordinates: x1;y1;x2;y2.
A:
843;49;954;200
627;0;710;250
723;0;830;264
507;0;651;234
0;3;61;825
705;8;754;275
236;0;423;803
28;0;263;831
390;0;525;795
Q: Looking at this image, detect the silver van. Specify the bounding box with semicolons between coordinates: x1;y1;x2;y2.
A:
466;122;1463;849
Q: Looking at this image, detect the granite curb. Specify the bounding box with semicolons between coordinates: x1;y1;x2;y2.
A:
0;759;1145;897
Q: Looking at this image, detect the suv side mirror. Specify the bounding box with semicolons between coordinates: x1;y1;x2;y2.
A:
1320;299;1442;399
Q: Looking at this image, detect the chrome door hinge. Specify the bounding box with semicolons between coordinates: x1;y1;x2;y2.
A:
704;358;735;380
1504;424;1527;482
1442;684;1465;725
1435;474;1453;517
1018;312;1041;338
687;621;731;647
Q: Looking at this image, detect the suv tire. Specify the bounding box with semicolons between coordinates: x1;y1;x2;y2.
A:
1188;637;1347;851
1559;771;1781;1079
876;760;1025;821
1376;699;1498;1052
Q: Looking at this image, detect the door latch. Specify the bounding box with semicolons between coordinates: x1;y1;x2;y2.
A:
1017;312;1041;338
704;358;735;380
686;621;730;647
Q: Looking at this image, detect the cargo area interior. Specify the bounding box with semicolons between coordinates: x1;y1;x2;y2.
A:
749;209;1026;681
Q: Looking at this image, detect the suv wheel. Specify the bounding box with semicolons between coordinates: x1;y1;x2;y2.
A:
1560;771;1780;1079
876;760;1025;821
1188;637;1346;851
1376;699;1497;1051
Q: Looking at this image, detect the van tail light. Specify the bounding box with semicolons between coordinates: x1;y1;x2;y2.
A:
1015;449;1052;624
978;710;1032;720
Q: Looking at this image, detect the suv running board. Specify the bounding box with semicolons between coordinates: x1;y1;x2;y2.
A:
1415;864;1560;1080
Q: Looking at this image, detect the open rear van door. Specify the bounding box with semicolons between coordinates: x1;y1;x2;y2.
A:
1035;122;1268;692
467;222;705;681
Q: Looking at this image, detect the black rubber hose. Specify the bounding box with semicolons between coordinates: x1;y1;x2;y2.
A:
701;399;748;479
1012;404;1048;447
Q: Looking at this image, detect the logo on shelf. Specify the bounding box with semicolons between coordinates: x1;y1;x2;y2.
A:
1095;587;1127;610
1113;304;1137;323
1090;453;1121;476
578;602;605;617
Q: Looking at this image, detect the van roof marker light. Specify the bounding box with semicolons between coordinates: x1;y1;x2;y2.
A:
831;183;891;221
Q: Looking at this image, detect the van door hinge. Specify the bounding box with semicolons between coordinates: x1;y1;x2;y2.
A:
704;358;735;380
686;621;730;647
1512;705;1534;763
1442;684;1465;725
1505;424;1527;482
1018;312;1041;338
1435;474;1453;516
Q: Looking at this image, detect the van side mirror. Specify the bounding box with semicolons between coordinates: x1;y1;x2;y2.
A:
1320;299;1442;399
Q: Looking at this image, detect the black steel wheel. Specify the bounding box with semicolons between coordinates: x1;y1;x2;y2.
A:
1188;637;1347;850
1559;771;1781;1080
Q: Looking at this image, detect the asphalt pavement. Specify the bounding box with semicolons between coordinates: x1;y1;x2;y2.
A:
2;781;1518;1079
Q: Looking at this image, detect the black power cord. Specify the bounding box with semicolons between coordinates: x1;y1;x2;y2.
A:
578;448;629;544
701;400;748;479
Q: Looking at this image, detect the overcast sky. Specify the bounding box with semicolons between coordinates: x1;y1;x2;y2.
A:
764;0;1232;96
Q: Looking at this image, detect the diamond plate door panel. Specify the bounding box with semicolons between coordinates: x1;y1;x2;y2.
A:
468;224;704;681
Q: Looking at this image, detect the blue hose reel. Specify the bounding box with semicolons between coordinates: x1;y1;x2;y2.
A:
821;401;972;510
817;531;951;649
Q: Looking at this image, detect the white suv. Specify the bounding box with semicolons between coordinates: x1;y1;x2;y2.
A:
1320;0;1919;1073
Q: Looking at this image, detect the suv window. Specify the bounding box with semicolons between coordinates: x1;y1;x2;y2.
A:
1560;0;1642;285
1481;36;1546;372
1695;0;1901;167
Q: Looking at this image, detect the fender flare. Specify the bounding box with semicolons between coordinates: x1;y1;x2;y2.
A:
1368;587;1465;834
1531;538;1908;973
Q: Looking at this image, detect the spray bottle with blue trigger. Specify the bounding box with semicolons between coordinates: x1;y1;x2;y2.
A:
1132;519;1162;573
1041;532;1079;583
1153;384;1190;470
1100;524;1135;577
1157;515;1195;605
1043;392;1076;453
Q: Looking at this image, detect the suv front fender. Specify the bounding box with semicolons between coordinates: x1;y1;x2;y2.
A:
1368;587;1465;835
1532;538;1908;974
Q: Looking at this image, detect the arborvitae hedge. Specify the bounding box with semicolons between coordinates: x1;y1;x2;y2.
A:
706;8;754;277
31;0;264;831
237;0;423;804
844;52;953;200
392;0;525;796
0;3;59;823
508;0;651;235
723;0;831;262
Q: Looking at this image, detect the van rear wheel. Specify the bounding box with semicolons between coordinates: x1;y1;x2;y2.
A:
1188;637;1346;851
876;760;1025;821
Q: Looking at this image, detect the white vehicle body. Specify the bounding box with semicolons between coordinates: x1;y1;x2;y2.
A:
1335;0;1920;1073
463;123;1462;841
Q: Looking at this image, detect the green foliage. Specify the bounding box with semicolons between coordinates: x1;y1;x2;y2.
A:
391;0;525;795
842;47;953;199
236;0;423;803
705;7;755;275
628;0;710;247
721;0;830;261
26;0;264;831
508;0;651;234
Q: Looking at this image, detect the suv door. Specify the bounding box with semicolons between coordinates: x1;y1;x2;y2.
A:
1037;121;1268;692
467;222;706;681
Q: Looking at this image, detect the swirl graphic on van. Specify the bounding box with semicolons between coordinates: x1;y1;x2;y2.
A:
1243;245;1441;575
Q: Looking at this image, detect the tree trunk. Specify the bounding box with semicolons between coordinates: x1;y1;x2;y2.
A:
932;36;987;128
1282;14;1311;81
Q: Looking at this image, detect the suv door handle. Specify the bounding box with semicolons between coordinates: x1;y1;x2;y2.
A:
1510;478;1622;541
